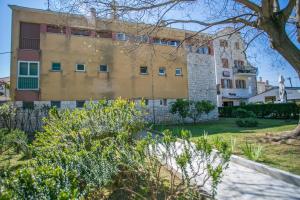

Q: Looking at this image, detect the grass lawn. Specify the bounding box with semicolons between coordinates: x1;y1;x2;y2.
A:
154;118;300;175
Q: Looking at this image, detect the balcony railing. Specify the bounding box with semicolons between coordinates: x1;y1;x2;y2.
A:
18;77;39;90
20;37;40;50
233;65;257;74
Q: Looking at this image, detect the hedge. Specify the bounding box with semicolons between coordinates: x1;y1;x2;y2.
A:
218;103;299;119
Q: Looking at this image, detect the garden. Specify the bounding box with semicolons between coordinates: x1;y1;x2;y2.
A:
0;100;231;199
156;100;300;175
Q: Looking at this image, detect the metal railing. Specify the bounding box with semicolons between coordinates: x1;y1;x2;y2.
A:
233;65;257;74
20;37;40;49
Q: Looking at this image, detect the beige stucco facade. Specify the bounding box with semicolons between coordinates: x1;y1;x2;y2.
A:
10;5;189;101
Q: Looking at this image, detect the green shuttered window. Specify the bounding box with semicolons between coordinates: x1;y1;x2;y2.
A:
52;63;61;71
18;61;39;90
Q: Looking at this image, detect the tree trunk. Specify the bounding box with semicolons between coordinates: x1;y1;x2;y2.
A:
262;22;300;138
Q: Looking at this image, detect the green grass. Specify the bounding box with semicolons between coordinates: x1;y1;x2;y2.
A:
154;118;300;175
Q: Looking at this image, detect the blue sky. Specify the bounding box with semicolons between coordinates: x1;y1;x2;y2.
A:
0;0;299;87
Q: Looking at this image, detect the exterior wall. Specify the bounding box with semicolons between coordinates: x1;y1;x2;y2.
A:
213;28;257;107
187;53;218;119
248;88;300;103
10;6;188;102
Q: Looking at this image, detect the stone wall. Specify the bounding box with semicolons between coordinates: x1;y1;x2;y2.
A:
187;53;218;120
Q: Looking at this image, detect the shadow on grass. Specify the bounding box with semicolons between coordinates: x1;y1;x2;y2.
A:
152;118;298;137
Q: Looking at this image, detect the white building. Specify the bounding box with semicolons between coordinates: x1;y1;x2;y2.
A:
248;87;300;103
0;77;10;101
213;28;257;107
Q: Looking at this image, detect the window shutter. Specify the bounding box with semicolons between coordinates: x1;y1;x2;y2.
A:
208;41;214;55
230;80;233;88
221;79;225;88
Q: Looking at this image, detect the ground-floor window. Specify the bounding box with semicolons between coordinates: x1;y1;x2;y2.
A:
223;101;233;107
18;61;39;90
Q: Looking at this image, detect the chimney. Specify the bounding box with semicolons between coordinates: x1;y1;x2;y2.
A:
259;77;262;82
266;80;269;85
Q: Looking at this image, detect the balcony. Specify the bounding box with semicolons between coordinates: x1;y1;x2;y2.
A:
233;65;257;75
221;88;253;99
20;37;40;50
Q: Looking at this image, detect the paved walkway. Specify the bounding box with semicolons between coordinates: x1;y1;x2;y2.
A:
215;161;300;200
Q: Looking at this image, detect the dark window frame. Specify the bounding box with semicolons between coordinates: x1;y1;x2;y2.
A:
51;101;61;108
140;66;148;75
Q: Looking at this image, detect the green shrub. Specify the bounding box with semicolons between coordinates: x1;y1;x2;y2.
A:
1;99;231;199
241;141;264;161
236;118;258;127
232;108;256;118
1;166;81;200
170;99;190;122
0;129;29;156
219;103;299;119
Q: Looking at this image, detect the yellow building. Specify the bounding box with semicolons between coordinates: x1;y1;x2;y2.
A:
12;5;255;122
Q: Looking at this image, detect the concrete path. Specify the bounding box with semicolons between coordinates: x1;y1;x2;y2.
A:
216;161;300;200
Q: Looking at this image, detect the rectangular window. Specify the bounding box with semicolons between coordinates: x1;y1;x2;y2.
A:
96;31;112;38
196;46;209;54
116;33;126;41
18;61;39;90
234;60;244;68
161;40;168;45
168;40;179;47
235;80;246;89
175;68;182;76
235;42;240;50
140;66;148;75
136;35;149;43
76;100;85;108
153;38;161;44
51;101;61;108
222;58;229;68
76;64;85;72
220;39;228;48
20;22;40;49
23;101;34;109
71;28;91;36
223;71;230;77
47;25;66;34
99;64;108;72
51;62;61;71
221;79;233;88
159;67;166;76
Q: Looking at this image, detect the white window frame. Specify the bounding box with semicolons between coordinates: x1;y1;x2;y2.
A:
17;60;40;90
76;64;86;72
175;68;182;76
99;64;109;72
158;67;166;76
140;66;148;75
116;32;126;41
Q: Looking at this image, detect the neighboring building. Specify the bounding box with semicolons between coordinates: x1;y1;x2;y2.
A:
248;87;300;104
0;77;10;101
213;28;257;107
9;5;257;122
257;77;272;94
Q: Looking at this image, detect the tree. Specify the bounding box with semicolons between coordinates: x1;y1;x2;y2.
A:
50;0;300;136
188;100;215;123
170;99;190;123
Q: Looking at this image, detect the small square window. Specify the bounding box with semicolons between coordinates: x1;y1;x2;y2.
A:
220;39;228;48
99;64;108;72
140;66;148;75
76;100;85;108
160;99;167;106
116;33;126;41
52;63;61;71
76;64;85;72
159;67;166;76
23;101;34;109
175;68;182;76
51;101;61;108
168;40;179;46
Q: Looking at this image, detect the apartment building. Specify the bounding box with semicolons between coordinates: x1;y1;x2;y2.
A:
9;5;256;122
214;29;258;107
